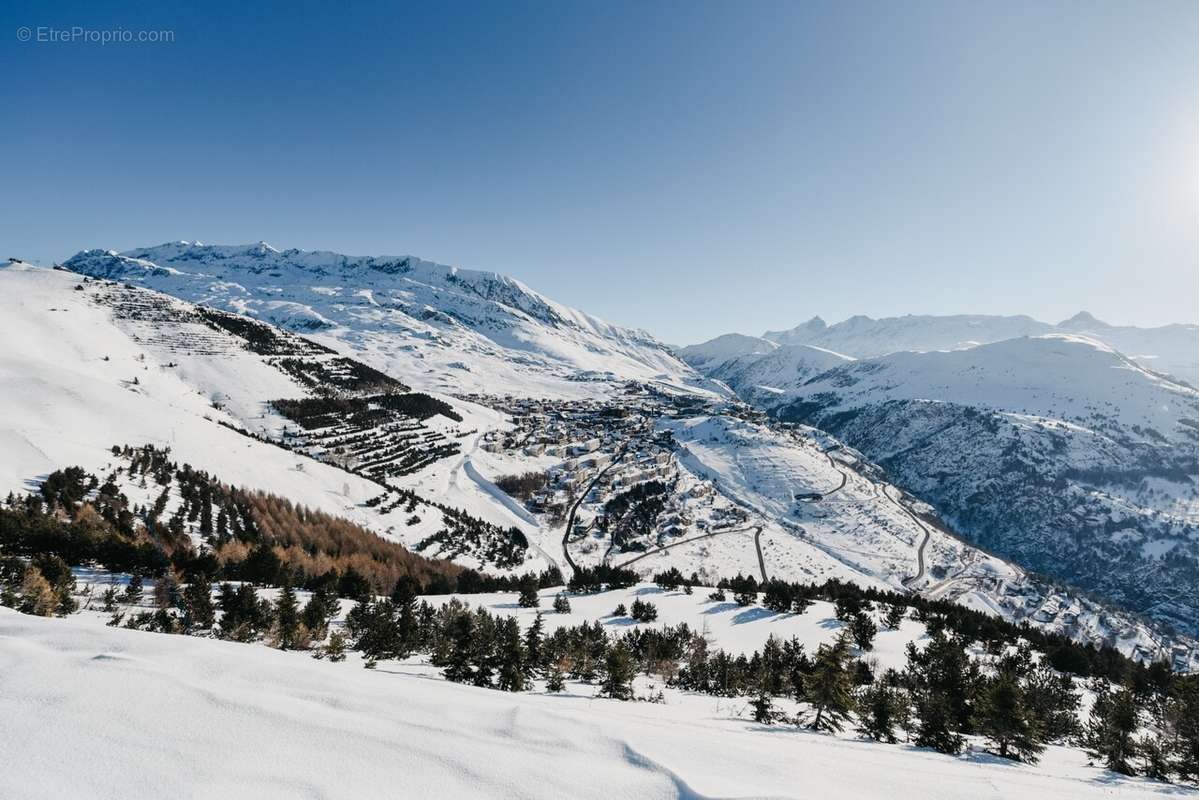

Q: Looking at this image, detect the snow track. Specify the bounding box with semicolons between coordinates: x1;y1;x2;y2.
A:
615;525;765;582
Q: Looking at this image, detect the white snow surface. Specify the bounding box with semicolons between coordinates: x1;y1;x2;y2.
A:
752;311;1199;388
785;334;1199;443
0;604;1182;800
698;344;855;408
61;243;726;401
676;333;779;370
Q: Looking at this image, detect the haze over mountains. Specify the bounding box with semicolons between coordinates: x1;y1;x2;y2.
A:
687;310;1199;388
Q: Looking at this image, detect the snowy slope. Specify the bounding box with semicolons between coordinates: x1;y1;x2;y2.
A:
700;344;854;408
755;311;1199;387
676;332;778;371
0;605;1182;800
764;313;1052;357
3;260;1189;659
648;414;1190;665
787;334;1199;441
767;336;1199;639
0;263;555;574
1055;313;1199;389
62;242;719;400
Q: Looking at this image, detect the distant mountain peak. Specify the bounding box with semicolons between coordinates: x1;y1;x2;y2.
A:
761;315;827;341
1057;310;1108;329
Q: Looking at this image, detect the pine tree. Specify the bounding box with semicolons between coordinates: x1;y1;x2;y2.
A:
914;689;965;754
123;572;144;605
849;612;878;652
630;598;658;622
199;494;213;538
443;612;476;684
833;594;861;623
325;630;347;662
553;592;571;614
805;635;853;732
1022;663;1081;743
884;604;905;630
749;685;776;725
905;633;978;735
218;582;271;640
470;612;499;688
750;667;777;724
389;574;421;655
1169;678;1199;782
347;599;400;661
395;591;419;657
496;617;527;692
273;577;303;650
602;641;635;700
517;575;540;608
524;612;545;675
182;574;215;631
1085;683;1140;776
545;660;566;693
857;681;898;743
974;671;1044;763
311;633;345;662
301;586;336;641
1137;734;1170;782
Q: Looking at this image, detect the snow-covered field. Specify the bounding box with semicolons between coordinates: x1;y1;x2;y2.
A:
0;601;1182;800
422;584;927;671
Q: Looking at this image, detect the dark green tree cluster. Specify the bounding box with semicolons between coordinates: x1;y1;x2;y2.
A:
567;564;639;593
652;567;699;592
629;598;658;622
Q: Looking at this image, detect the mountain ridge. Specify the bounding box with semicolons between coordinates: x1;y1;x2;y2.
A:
691;309;1199;388
63;242;717;401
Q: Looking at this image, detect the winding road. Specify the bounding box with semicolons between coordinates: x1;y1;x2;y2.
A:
560;448;627;573
877;484;931;589
820;447;849;497
753;526;768;582
809;444;930;593
614;524;766;582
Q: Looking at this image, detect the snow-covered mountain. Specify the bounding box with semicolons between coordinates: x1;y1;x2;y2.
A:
683;311;1199;638
0;261;554;576
755;335;1199;637
690;343;854;408
676;332;778;371
63;242;719;400
762;313;1051;359
751;311;1199;387
5;259;1185;663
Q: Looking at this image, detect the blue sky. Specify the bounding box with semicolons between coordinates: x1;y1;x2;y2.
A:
4;1;1199;344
